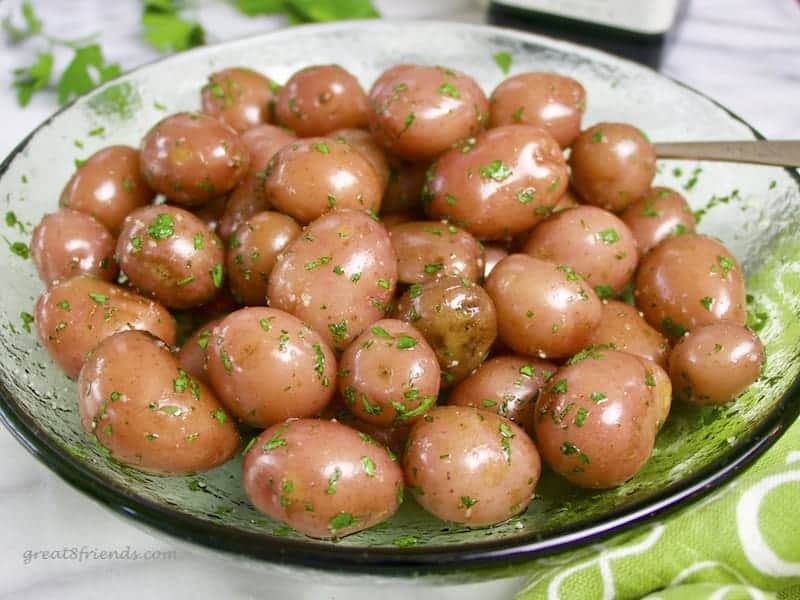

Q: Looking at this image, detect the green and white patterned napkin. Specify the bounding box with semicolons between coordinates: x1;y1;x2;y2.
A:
516;416;800;600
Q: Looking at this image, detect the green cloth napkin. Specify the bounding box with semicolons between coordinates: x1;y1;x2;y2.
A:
516;416;800;600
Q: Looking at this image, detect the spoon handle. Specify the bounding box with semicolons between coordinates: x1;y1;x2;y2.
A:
653;140;800;168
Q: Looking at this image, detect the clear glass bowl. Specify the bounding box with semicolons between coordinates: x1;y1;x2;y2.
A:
0;21;798;580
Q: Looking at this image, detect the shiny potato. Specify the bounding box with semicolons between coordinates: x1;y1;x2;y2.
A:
482;244;509;281
635;234;747;339
489;72;586;148
268;209;397;351
484;254;602;359
620;186;696;254
206;307;336;427
227;211;301;306
78;330;239;474
388;221;484;284
448;356;557;434
217;124;297;242
367;65;489;161
200;67;279;132
641;357;672;428
60;145;154;235
275;65;369;137
425;125;568;240
330;128;391;190
31;209;118;285
35;275;176;379
393;276;497;387
177;318;222;386
263;137;383;224
569;123;656;212
345;418;411;458
338;319;440;427
588;300;669;368
521;206;639;295
116;205;225;310
243;419;404;539
382;158;427;215
140;112;249;206
534;349;660;488
669;321;764;406
404;406;541;526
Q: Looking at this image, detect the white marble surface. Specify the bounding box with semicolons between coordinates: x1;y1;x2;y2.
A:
0;1;798;599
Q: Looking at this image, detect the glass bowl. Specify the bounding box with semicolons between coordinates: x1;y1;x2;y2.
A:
0;20;798;581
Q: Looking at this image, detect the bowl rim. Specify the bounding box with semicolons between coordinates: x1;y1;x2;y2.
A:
1;19;799;576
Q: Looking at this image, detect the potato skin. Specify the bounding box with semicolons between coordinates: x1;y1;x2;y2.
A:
367;64;488;161
425;125;568;240
116;205;225;310
339;319;440;427
484;254;602;359
35;275;176;379
78;330;239;474
275;65;369;137
388;221;484;285
393;276;497;387
587;300;669;368
177;318;222;386
200;67;278;133
206;307;337;428
263;137;383;224
60;145;154;235
489;72;586;148
31;209;118;285
669;321;764;406
268;209;397;351
569;123;656;212
448;356;557;434
243;419;403;539
139;112;249;206
533;350;660;489
620;186;696;254
403;406;541;526
635;234;747;339
521;205;639;295
329;127;391;191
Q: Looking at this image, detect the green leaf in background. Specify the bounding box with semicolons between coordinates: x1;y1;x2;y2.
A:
234;0;285;16
286;0;380;22
2;1;42;44
141;0;205;53
57;44;121;105
12;52;52;106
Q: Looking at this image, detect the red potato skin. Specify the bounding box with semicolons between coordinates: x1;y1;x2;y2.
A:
31;209;118;285
381;158;428;216
425;125;569;240
367;65;489;161
635;234;747;339
484;254;602;360
206;307;337;428
620;187;696;254
34;275;176;379
243;419;404;539
139;112;250;206
78;330;239;475
116;205;225;310
338;319;440;427
330;128;391;191
521;205;639;295
275;65;370;137
263;137;383;224
404;406;541;526
534;350;660;489
489;72;586;148
177;318;222;386
669;321;764;406
448;356;557;434
267;209;397;351
60;145;154;235
569;123;656;212
200;67;279;133
587;300;669;368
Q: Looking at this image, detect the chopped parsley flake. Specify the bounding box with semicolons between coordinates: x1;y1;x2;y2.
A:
493;51;512;74
551;379;568;394
423;263;443;274
326;468;341;495
661;317;688;338
209;264;223;288
361;456;376;477
437;82;460;98
396;335;417;349
590;391;606;403
594;285;614;299
516;187;535;204
478;159;513;182
596;228;619;244
700;296;714;311
146;214;174;240
460;495;478;509
329;511;356;532
262;423;289;451
88;292;108;304
304;256;332;270
574;407;588;427
310;142;329;154
211;409;226;424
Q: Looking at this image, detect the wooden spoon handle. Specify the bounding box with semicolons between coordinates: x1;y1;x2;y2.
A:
653;140;800;168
